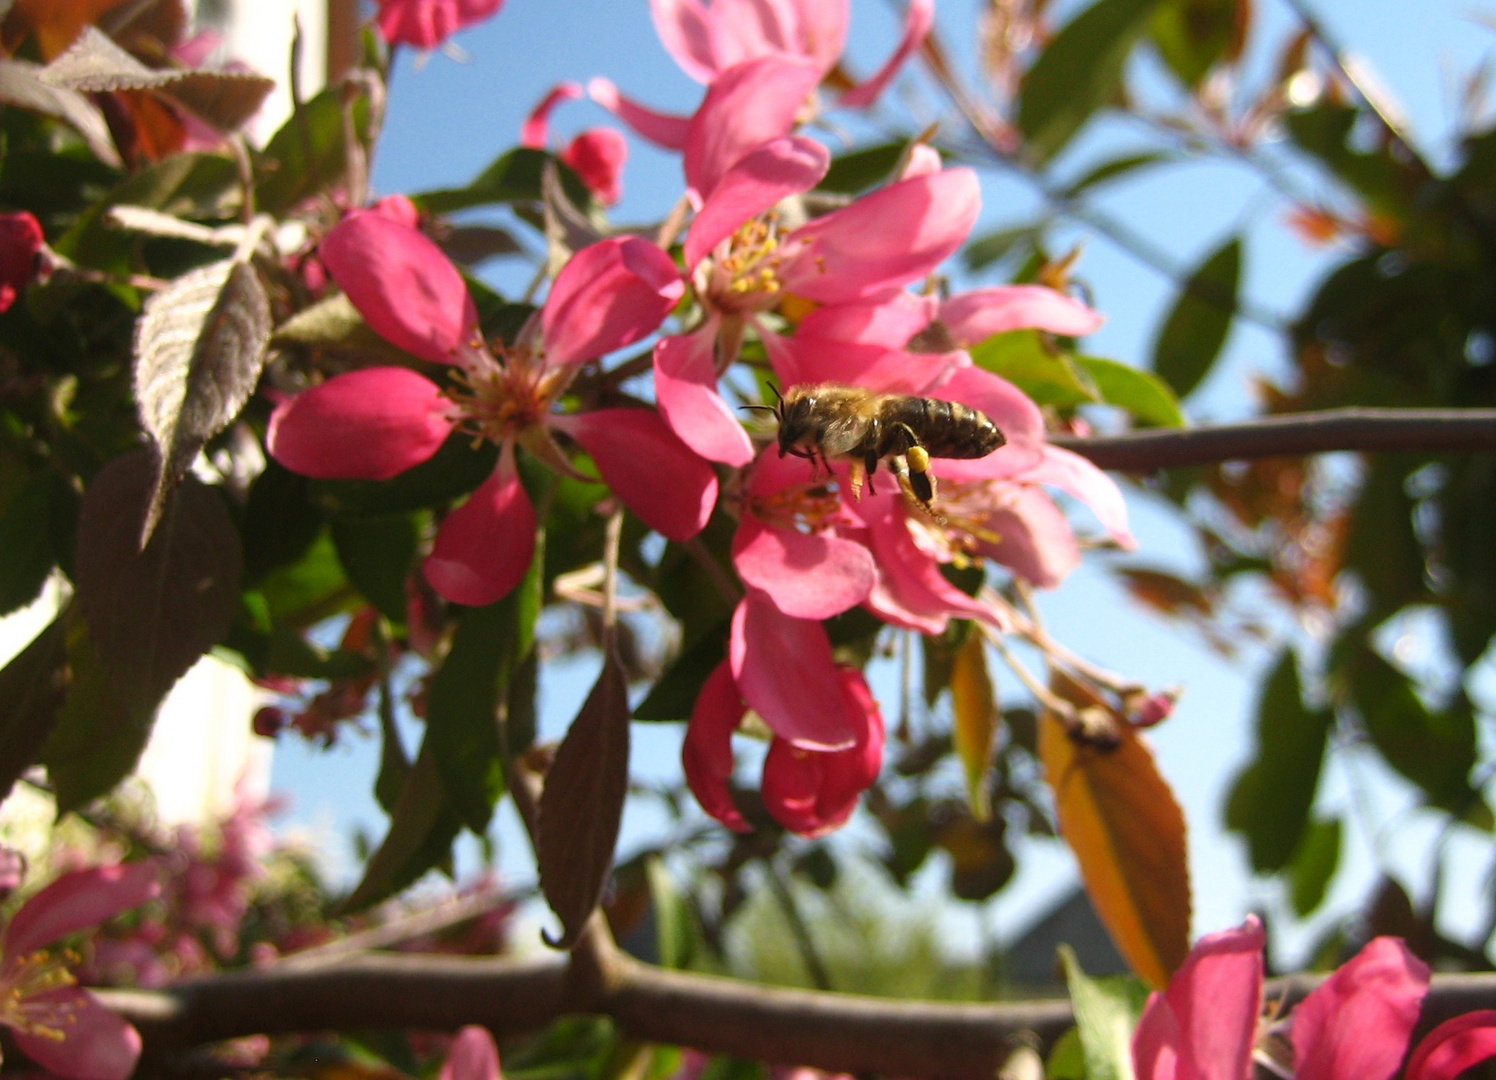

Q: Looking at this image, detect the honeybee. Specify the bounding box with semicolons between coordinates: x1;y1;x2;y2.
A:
762;383;1005;511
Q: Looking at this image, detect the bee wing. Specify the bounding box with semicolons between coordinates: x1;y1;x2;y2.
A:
818;414;869;458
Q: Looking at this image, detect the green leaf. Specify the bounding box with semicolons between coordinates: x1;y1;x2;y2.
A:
0;469;62;616
257;87;370;217
1224;649;1330;872
632;622;727;722
1284;103;1419;223
425;557;541;833
330;514;419;624
1075;356;1185;427
1343;458;1425;620
1064;151;1173;197
646;856;696;970
1046;1028;1086;1080
969;329;1099;408
1018;0;1165;163
414;147;591;214
962;224;1047;272
1149;0;1239;89
309;436;498;517
1341;642;1480;817
1150;235;1240;399
1437;455;1496;665
1060;945;1150;1080
1288;817;1341;917
342;737;464;912
241;460;324;585
818;142;907;194
256;530;355;627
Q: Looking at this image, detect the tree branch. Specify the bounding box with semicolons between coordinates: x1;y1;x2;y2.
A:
1048;409;1496;471
99;956;1496;1079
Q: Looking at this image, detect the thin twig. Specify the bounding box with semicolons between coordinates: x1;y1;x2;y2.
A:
1049;408;1496;471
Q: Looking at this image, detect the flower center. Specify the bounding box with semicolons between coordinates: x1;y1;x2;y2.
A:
907;480;1005;564
748;480;844;533
706;213;791;313
0;949;80;1042
445;345;569;446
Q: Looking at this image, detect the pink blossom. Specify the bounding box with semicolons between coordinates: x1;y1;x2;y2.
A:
682;652;883;836
0;861;161;1080
650;0;932;109
0;211;47;313
522;83;628;205
374;0;504;50
1131;920;1488;1080
269;212;710;607
441;1025;502;1080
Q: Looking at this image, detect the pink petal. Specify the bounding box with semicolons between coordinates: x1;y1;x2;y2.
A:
542;237;683;366
587;77;691;151
732;516;874;618
1017;444;1135;548
684;136;829;270
683;55;824;201
440;1025;503;1080
971;484;1080;589
552;409;717;541
768;334;956;395
761;667;883;836
374;0;504;49
730;595;856;750
521;82;583;148
13;988;141;1080
422;448;535;607
654;331;756;466
681;660;751;832
838;0;934;107
562;128;628;206
651;0;725;83
1142;917;1264;1080
5;862;161;956
1405;1011;1496;1080
267;368;455;481
779;168;980;305
1133;991;1183;1080
0;211;44;314
900;144;943;179
856;497;1002;633
371;194;421;228
939;285;1104;344
1292;937;1430;1080
795;292;938;348
321;211;479;366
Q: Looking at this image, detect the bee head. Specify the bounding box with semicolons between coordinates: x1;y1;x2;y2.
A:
743;384;815;460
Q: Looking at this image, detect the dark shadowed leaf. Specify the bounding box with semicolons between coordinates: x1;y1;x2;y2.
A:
134;258;270;544
1148;0;1240;89
0;612;69;804
950;633;999;821
0;469;64;617
342;737;464;912
309;436;498;518
1224;649;1329;872
0;58;120;166
538;650;630;949
1288;817;1341;917
633;622;727;721
74;451;242;722
1061;946;1150;1080
241;460;324;584
257;86;369;217
42;628;155;813
330;514;418;624
413;147;590;214
1040;704;1190;989
819;142;906;194
441;225;524;268
1150;235;1240;398
936;811;1015;900
1018;0;1164;162
425;556;542;833
1075;356;1184;427
1437;454;1496;665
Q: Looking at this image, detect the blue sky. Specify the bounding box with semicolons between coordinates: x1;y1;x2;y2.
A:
270;0;1496;964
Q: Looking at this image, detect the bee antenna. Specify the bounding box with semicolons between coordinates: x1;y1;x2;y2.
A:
740;404;776;414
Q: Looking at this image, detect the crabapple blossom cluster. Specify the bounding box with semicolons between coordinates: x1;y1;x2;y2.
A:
266;0;1138;837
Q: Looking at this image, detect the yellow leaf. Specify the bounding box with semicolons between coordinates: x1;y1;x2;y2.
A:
1039;708;1191;989
950;632;999;820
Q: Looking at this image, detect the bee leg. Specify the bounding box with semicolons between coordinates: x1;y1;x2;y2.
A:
864;448;879;496
888;455;938;518
848;457;866;500
906;444;935;504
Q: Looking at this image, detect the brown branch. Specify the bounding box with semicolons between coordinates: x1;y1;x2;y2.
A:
1048;409;1496;471
98;959;1496;1078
